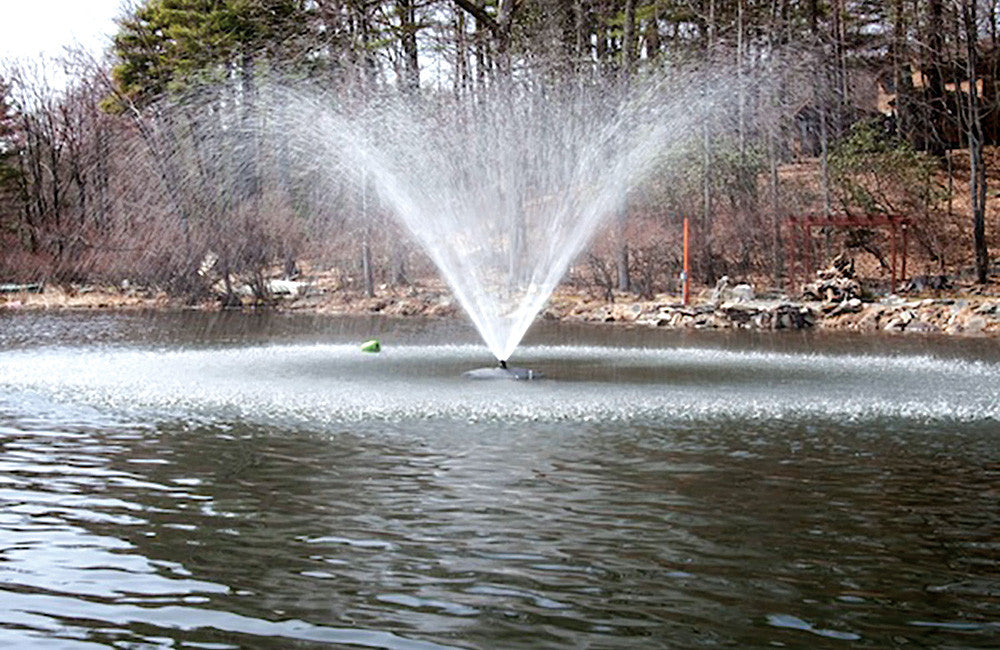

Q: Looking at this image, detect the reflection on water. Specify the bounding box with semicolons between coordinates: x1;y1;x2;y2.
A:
0;311;998;648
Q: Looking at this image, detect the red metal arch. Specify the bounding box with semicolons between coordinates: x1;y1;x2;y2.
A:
786;214;910;294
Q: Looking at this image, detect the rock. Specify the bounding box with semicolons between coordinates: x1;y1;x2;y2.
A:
854;306;884;331
818;253;855;280
267;279;308;297
710;277;755;304
710;276;731;304
693;314;715;328
906;320;941;334
827;297;863;317
884;318;905;331
197;251;219;277
974;302;998;315
803;253;862;303
731;284;754;302
965;316;987;334
769;303;815;330
718;303;755;323
902;274;951;292
612;303;642;322
803;276;861;303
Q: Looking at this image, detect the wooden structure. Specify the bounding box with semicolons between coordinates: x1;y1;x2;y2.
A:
786;214;910;293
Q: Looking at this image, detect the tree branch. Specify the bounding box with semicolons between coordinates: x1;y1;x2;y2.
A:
452;0;498;33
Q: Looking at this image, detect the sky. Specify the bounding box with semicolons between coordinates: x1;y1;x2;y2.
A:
0;0;126;63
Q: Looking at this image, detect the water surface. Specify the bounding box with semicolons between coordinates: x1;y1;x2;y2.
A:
1;311;998;648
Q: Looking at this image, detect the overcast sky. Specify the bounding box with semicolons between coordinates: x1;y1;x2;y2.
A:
0;0;126;63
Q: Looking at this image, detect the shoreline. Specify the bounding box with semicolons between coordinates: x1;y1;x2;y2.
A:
3;281;1000;338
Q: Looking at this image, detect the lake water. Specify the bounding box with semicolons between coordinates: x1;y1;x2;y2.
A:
1;311;998;648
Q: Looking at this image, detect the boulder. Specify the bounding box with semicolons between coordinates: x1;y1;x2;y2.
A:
710;276;755;304
826;297;863;317
731;284;755;302
267;279;308;297
965;316;987;334
906;320;941;334
771;303;815;330
710;276;731;304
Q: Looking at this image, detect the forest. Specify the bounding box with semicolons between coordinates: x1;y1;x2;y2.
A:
1;0;999;303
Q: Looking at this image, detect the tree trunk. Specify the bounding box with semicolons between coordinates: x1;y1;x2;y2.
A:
615;207;630;292
397;0;420;91
963;0;989;282
769;123;782;285
701;0;717;282
360;181;375;298
926;0;947;155
891;0;914;144
768;0;785;286
455;9;469;95
392;238;408;286
819;99;831;217
614;0;636;291
239;50;260;202
622;0;636;78
496;0;516;76
829;0;849;135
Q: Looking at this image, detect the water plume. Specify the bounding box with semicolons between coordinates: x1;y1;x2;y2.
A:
60;64;731;361
283;71;722;361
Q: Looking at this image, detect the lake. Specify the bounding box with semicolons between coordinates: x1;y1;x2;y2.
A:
1;311;998;648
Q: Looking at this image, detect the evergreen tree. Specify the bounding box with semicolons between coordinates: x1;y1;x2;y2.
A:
110;0;315;106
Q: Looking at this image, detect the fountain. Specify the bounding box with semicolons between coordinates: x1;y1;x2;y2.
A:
97;69;722;372
277;72;718;373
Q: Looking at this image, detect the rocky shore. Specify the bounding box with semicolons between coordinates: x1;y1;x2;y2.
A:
3;270;1000;337
539;291;1000;335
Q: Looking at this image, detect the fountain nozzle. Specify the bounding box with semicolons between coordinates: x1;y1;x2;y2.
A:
464;359;542;380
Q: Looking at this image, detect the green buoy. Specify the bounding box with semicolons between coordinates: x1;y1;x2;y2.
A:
360;339;381;353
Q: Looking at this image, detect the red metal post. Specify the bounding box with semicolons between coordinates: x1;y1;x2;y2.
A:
890;223;898;294
901;221;908;284
803;219;813;282
682;216;690;306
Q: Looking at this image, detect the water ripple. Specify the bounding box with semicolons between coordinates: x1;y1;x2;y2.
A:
1;343;999;426
1;317;998;647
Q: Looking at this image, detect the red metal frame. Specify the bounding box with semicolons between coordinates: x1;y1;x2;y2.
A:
785;214;910;293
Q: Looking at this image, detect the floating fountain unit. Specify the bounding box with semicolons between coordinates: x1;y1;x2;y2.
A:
462;359;543;381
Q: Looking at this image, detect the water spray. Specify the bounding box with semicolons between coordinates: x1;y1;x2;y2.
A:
284;69;724;368
120;68;731;371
